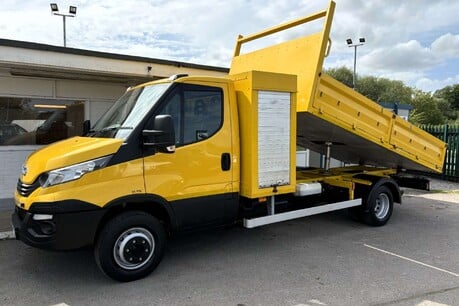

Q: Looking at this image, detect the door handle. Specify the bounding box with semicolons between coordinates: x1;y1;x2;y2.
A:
221;153;231;171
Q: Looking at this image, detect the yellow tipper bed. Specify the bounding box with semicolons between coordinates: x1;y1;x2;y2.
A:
229;1;446;173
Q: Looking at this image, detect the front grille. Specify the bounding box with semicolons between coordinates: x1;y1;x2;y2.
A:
17;179;40;197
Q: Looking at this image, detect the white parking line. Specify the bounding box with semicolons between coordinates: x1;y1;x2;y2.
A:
364;244;459;277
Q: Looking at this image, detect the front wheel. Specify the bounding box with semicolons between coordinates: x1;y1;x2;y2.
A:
94;211;166;282
362;185;394;226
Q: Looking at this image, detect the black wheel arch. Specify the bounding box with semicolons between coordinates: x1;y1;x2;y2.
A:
95;194;178;242
355;176;401;212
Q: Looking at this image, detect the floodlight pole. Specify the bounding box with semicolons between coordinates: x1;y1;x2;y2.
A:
50;4;76;47
63;15;67;47
346;38;365;90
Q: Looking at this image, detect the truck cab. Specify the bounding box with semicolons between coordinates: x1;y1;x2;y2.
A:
13;75;243;280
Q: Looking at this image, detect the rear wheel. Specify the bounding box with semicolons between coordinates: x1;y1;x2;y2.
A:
362;185;394;226
95;211;166;282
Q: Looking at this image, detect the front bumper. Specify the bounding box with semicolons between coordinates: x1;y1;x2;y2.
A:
12;201;106;251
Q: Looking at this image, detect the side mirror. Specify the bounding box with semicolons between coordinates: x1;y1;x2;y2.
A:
142;115;176;153
82;120;91;136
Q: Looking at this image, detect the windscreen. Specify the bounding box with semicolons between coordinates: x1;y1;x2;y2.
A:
91;82;171;139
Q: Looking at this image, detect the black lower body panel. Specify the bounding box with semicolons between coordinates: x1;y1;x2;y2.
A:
12;204;105;251
170;192;239;231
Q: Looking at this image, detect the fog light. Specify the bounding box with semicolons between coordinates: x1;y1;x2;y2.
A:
39;221;56;235
33;214;53;221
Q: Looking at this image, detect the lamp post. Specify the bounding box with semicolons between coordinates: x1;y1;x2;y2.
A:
346;37;365;90
50;3;77;47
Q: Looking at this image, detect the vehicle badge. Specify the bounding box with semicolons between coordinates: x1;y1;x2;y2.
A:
22;165;28;176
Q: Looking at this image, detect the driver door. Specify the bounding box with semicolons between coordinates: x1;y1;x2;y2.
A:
143;81;236;230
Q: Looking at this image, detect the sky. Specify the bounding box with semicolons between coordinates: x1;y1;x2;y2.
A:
1;0;459;92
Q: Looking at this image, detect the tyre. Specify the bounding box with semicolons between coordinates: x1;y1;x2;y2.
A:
361;185;394;226
348;206;363;222
94;211;166;282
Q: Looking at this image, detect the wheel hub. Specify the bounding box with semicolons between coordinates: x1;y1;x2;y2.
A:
374;193;390;220
113;228;155;270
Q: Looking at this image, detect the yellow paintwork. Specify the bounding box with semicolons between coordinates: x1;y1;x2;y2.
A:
128;78;171;90
143;78;240;201
296;166;397;200
310;74;447;172
229;0;445;173
296;166;396;182
322;178;355;199
15;157;145;210
21;136;124;184
230;71;297;198
230;1;335;113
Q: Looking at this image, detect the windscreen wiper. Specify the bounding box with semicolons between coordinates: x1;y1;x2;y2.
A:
90;125;133;137
101;125;133;132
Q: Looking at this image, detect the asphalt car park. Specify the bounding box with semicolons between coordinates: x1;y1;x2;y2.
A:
0;190;458;306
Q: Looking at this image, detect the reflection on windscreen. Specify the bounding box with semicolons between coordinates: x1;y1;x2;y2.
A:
91;82;170;139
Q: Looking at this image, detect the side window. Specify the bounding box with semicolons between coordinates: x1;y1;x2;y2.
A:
183;90;222;144
156;84;223;147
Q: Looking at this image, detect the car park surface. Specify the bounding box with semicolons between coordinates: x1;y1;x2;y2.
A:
0;187;458;306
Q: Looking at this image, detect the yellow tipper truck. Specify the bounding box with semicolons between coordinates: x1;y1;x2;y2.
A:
13;1;446;281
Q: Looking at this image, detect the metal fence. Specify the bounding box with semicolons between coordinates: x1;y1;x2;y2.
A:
419;124;459;181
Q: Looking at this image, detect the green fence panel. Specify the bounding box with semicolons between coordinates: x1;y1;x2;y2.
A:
419;124;459;181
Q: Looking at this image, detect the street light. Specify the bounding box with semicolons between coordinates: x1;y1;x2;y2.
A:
50;3;77;47
346;37;365;90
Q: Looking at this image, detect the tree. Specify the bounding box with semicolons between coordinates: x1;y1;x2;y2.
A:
355;76;385;102
434;84;459;109
357;76;412;104
324;66;353;88
433;84;459;122
377;79;413;105
324;66;413;105
409;90;445;125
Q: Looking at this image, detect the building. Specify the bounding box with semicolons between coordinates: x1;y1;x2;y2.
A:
0;38;228;201
378;102;413;121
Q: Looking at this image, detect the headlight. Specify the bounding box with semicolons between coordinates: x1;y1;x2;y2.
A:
39;155;112;187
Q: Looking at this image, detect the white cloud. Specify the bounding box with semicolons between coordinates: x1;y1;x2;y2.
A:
1;0;459;92
416;74;459;92
431;33;459;58
360;40;440;72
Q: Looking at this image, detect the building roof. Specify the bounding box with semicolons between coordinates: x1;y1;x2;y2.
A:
0;39;229;85
0;38;229;73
